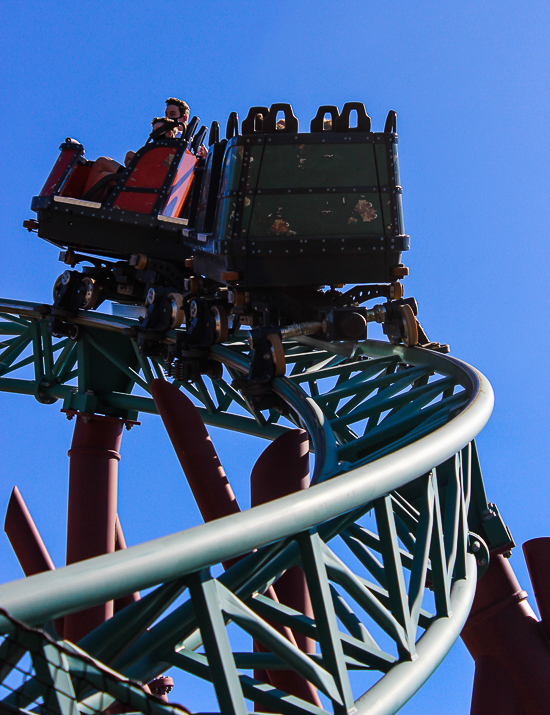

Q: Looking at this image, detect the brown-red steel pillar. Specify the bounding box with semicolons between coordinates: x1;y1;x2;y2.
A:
461;553;550;715
113;514;140;613
5;486;56;576
150;379;239;523
523;537;550;642
64;413;123;642
4;486;64;637
251;429;320;710
151;380;318;708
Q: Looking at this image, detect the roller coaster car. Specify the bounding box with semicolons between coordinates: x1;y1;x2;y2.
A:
188;103;408;289
29;117;209;264
27;102;446;391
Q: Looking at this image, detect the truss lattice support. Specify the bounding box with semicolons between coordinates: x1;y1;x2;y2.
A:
0;298;512;714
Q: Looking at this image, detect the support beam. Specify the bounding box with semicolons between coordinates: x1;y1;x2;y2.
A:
64;414;123;642
251;430;320;708
4;486;55;576
150;379;239;522
4;487;64;638
462;553;550;715
113;514;141;613
523;537;550;642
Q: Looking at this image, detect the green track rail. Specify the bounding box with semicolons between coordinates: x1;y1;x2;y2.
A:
0;298;512;714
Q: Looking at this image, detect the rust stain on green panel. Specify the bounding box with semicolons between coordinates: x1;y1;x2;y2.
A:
249;192;384;238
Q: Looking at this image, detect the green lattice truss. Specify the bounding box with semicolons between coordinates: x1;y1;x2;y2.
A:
0;299;513;714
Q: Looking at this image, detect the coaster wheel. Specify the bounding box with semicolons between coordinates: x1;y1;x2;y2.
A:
168;293;186;329
398;303;418;347
267;332;286;376
81;277;100;310
210;305;228;343
52;275;64;302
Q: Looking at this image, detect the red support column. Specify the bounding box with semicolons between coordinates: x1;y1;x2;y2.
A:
462;553;550;715
63;413;123;642
523;537;550;642
251;429;320;710
4;486;64;637
150;379;239;523
151;380;319;708
4;486;55;576
113;514;140;613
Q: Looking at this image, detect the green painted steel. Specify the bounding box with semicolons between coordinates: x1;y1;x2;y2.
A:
0;298;509;714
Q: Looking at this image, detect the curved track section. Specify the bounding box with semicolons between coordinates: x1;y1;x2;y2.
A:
0;299;494;714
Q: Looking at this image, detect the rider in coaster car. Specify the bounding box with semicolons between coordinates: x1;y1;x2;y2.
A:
165;97;190;136
82;100;202;199
150;116;181;139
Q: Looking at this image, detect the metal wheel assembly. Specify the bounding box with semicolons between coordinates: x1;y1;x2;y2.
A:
167;292;186;329
210;304;228;343
398;303;418;347
80;277;100;310
52;274;63;301
267;332;286;376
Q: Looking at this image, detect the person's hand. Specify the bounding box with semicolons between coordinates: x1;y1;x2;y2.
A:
124;151;135;166
197;145;207;159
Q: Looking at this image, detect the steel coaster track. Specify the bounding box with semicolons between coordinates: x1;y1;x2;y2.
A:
0;298;496;715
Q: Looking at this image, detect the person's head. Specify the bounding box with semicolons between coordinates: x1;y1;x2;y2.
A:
151;117;178;138
165;97;190;123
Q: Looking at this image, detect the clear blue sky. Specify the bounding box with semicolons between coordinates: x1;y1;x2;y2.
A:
1;1;549;712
